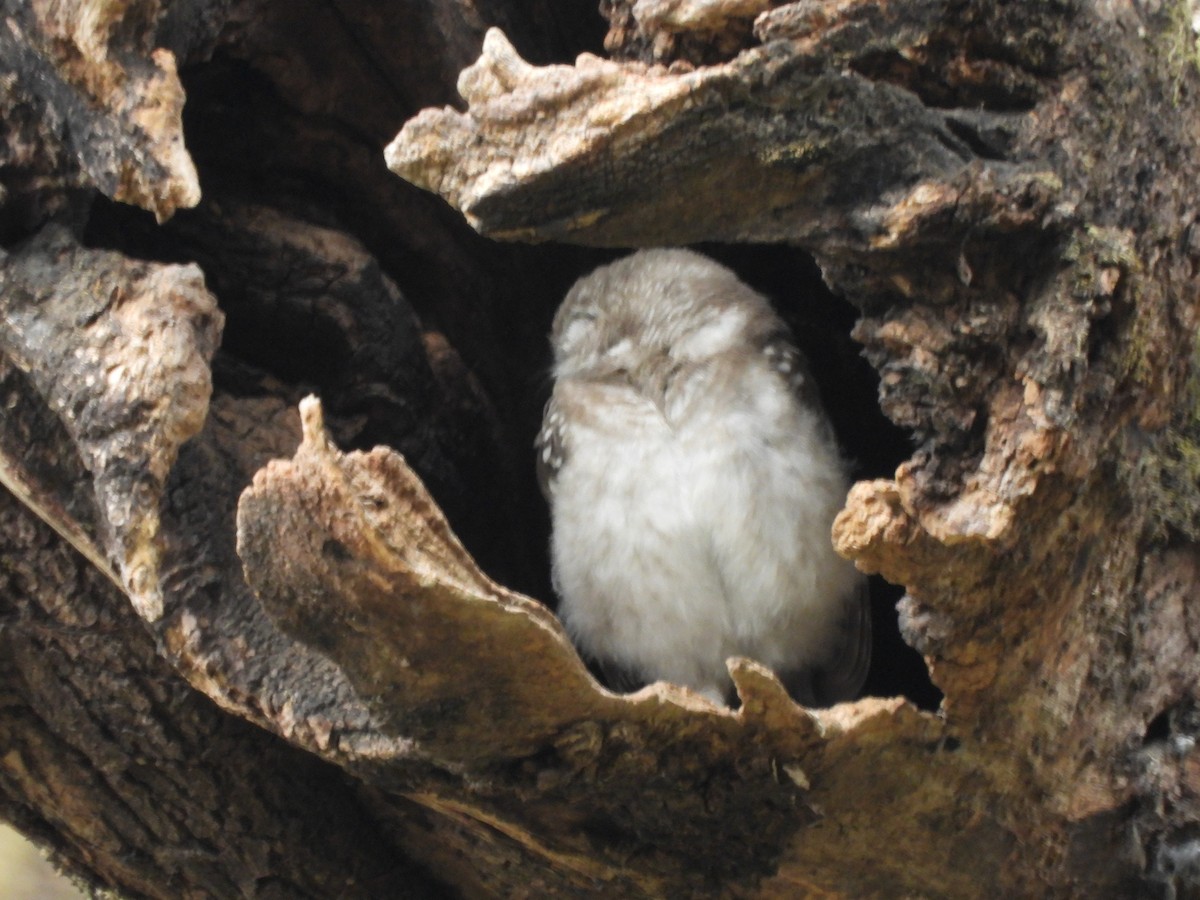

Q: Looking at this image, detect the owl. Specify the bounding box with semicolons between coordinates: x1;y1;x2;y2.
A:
536;248;870;706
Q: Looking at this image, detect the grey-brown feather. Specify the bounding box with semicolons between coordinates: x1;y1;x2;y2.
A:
762;334;871;707
535;394;566;501
537;248;870;706
783;580;872;707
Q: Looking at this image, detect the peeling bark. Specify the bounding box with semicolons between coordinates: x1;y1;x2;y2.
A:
0;1;199;222
1;0;1199;897
0;466;442;898
0;226;221;620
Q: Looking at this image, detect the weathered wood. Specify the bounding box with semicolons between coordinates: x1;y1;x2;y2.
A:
380;0;1200;893
0;226;222;620
236;397;970;896
387;26;998;247
0;470;444;898
0;0;199;223
1;0;1199;896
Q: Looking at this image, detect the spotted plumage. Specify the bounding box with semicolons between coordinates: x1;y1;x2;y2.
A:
536;248;870;706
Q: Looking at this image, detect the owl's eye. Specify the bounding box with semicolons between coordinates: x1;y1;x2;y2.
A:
672;307;746;360
559;310;598;351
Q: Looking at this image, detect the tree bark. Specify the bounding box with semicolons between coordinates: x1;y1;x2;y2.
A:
2;0;1199;896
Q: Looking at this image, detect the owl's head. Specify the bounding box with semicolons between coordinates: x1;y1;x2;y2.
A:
550;249;782;380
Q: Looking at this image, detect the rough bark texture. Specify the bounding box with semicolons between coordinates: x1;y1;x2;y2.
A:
2;0;1199;897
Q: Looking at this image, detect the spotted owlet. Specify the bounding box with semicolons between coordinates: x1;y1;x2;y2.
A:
536;248;870;706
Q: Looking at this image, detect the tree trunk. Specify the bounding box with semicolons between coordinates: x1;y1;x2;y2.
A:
1;0;1198;896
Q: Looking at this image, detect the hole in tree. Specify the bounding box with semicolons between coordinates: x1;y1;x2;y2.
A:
1144;709;1172;745
76;12;939;712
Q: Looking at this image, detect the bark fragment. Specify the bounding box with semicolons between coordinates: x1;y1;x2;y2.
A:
0;1;199;223
387;27;1005;248
0;226;221;619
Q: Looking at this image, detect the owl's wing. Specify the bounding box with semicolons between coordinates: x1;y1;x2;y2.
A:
780;582;871;707
811;580;873;705
764;333;872;705
535;393;567;501
763;332;823;413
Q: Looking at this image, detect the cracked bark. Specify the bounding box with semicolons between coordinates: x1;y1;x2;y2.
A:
2;0;1199;897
